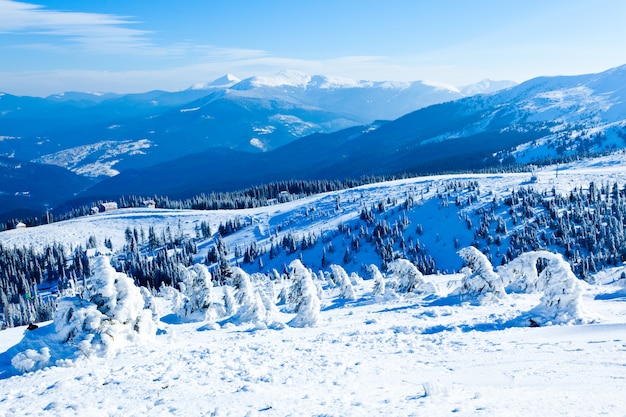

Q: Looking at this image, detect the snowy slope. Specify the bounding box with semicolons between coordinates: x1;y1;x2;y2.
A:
2;154;626;415
4;153;626;271
327;64;626;175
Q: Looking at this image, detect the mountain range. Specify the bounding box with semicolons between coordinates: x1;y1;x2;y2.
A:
0;71;512;178
0;72;513;219
2;65;626;220
83;65;626;200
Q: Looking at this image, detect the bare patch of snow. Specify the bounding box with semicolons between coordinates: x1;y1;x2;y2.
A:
34;139;152;178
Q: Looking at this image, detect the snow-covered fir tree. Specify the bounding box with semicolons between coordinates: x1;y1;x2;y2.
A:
230;267;266;324
330;264;357;301
369;264;386;296
455;246;505;302
531;251;591;325
287;260;321;328
53;256;156;357
386;259;425;294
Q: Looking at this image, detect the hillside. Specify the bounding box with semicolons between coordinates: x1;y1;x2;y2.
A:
6;65;626;219
1;154;626;415
0;156;93;222
3;153;626;277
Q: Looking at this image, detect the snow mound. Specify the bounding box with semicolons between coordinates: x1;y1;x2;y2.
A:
11;347;50;373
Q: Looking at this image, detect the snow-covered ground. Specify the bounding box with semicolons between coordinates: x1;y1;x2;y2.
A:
1;268;626;416
2;153;626;416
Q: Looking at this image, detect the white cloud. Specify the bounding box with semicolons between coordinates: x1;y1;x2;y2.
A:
0;0;153;53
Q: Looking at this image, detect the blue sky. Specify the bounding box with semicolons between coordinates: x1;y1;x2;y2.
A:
1;0;626;96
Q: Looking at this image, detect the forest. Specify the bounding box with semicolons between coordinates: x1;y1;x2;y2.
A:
3;177;626;328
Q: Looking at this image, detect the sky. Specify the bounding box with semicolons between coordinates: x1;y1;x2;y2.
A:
1;0;626;96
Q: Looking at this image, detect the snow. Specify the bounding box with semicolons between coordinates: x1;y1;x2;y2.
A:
35;139;152;178
249;137;267;151
421;79;461;94
268;114;317;137
454;246;505;302
244;70;313;88
460;79;517;96
329;264;357;301
387;258;428;294
51;256;156;360
228;70;499;96
2;260;626;415
179;106;201;113
3;154;626;414
190;74;241;90
309;74;366;89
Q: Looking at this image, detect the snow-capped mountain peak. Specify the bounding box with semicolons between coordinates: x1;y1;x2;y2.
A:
460;79;517;96
421;79;461;94
308;74;364;89
189;74;241;90
239;70;312;89
210;73;241;87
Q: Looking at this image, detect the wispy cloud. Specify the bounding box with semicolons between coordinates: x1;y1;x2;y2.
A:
0;2;506;95
0;0;153;53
